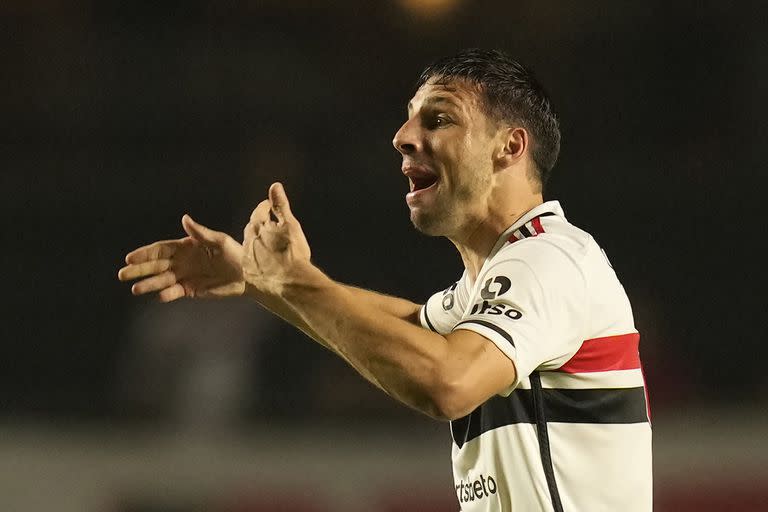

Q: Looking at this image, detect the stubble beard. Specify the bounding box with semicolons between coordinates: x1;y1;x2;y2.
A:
411;160;492;238
410;187;476;238
410;166;491;238
410;203;459;237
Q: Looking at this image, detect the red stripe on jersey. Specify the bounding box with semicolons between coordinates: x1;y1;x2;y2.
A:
508;233;519;243
559;333;641;373
532;216;545;235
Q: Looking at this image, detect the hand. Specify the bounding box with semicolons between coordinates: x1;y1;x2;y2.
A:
118;215;245;302
242;182;312;297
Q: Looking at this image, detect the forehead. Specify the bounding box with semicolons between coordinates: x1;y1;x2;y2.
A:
407;79;483;114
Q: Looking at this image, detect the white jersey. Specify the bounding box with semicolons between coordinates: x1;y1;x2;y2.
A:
419;201;652;512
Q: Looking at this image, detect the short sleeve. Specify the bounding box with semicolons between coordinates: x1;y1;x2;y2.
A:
452;240;587;393
419;272;470;335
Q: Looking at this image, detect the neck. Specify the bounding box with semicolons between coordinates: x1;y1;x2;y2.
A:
449;194;543;283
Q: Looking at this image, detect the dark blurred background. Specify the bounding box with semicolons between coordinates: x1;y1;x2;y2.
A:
2;1;767;511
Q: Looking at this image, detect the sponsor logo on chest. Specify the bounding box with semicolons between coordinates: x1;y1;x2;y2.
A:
455;473;498;504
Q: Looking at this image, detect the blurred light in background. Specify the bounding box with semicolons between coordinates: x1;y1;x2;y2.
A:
396;0;463;20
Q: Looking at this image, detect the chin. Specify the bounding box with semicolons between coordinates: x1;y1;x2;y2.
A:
410;209;452;237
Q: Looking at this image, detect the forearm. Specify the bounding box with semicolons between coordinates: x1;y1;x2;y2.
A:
276;262;451;418
341;285;422;325
248;285;327;342
248;283;420;331
245;283;421;393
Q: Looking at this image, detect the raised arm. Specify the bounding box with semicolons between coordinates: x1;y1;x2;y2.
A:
242;183;517;420
118;183;516;419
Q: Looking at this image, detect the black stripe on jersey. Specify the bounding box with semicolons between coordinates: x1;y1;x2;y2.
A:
453;320;515;347
518;224;534;238
422;305;437;332
511;212;556;239
450;386;649;448
531;372;564;512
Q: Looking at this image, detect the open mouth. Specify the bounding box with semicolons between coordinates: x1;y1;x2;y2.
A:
411;174;438;192
404;166;439;192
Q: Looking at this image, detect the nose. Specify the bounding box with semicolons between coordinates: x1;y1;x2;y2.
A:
392;118;420;155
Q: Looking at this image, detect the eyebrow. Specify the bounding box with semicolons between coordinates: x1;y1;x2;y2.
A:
407;96;461;113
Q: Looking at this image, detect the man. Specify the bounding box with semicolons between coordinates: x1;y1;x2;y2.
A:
118;49;652;511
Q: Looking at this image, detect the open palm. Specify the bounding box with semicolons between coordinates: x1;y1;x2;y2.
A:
118;215;245;302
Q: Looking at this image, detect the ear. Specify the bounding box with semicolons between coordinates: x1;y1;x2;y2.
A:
495;127;529;170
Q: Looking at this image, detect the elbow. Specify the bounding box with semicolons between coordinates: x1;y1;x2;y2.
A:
427;379;480;422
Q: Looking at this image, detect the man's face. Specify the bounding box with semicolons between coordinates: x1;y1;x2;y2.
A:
393;79;499;237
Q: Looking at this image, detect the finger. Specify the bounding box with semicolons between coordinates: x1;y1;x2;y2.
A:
131;271;178;295
268;182;294;224
118;259;172;281
182;215;223;245
243;221;257;245
245;201;271;243
125;240;182;265
158;283;186;303
249;200;272;225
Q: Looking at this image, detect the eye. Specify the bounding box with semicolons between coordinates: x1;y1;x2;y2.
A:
426;113;452;130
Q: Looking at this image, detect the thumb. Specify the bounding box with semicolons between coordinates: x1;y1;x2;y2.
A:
182;214;222;244
268;182;294;223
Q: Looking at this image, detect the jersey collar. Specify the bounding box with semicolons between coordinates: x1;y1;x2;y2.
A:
488;200;565;257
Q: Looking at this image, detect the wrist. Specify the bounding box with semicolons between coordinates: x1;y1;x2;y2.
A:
242;259;324;303
279;259;328;301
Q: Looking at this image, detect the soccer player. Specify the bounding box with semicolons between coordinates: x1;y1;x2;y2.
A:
118;49;652;511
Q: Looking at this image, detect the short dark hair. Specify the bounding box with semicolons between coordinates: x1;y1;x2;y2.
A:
416;48;561;187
